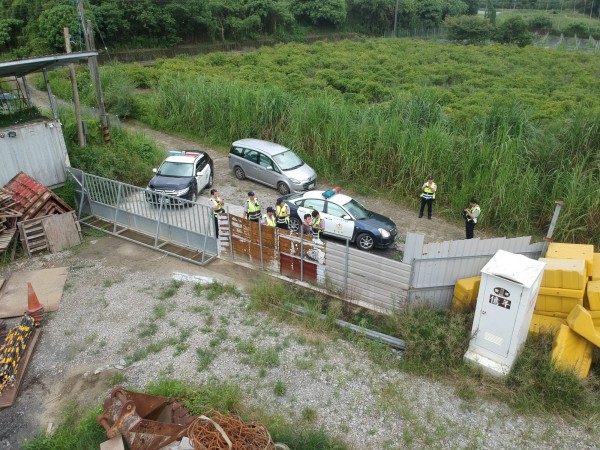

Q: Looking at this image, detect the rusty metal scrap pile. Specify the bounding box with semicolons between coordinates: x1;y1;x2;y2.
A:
0;314;36;394
188;410;275;450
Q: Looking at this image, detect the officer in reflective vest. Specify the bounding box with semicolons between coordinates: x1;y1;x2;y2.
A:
262;206;277;227
311;210;325;242
419;175;437;219
244;191;261;222
275;197;290;230
209;189;225;238
463;198;481;239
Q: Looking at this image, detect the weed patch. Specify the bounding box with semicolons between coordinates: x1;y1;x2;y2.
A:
194;281;241;301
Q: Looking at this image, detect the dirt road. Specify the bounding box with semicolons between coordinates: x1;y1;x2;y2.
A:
122;119;491;250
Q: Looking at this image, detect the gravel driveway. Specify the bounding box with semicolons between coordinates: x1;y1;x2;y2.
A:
0;236;597;449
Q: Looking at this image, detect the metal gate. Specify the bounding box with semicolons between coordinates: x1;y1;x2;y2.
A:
70;168;217;265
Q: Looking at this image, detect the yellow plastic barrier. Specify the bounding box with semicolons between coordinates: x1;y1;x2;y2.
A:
451;276;480;312
551;324;593;378
529;314;566;335
535;294;583;313
539;258;587;290
587;281;600;311
592;254;600;281
545;243;594;277
566;305;600;348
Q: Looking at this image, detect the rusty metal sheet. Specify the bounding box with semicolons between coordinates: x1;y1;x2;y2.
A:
280;254;317;282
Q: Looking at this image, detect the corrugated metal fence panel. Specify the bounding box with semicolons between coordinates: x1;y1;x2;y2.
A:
0;120;68;187
408;234;546;308
325;242;411;313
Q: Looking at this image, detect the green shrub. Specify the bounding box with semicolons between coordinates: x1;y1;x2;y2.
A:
60;110;165;187
527;15;553;33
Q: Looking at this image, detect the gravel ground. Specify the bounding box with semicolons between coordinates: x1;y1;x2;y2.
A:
1;236;598;449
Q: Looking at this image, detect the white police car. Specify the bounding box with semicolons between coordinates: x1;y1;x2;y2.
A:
283;190;397;250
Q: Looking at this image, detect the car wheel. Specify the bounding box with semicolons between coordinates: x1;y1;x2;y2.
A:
277;182;291;195
356;233;374;251
234;166;246;180
208;173;213;188
289;217;301;233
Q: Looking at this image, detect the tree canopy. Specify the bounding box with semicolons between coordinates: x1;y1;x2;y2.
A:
0;0;477;55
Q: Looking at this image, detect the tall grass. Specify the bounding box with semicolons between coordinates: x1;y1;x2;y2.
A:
140;74;599;244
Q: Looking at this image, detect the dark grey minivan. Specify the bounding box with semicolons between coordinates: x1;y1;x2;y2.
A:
229;139;317;195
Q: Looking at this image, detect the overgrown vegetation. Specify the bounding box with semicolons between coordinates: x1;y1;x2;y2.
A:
23;403;105;450
24;378;347;449
42;38;598;244
249;276;600;418
58;108;164;187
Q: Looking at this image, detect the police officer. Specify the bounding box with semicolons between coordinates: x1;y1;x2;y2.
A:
463;198;481;239
244;191;261;222
209;189;224;238
262;206;277;227
419;175;437;219
275;197;290;230
311;210;325;242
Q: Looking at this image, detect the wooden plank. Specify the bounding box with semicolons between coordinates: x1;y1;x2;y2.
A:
41;212;82;253
0;268;67;319
0;328;41;408
280;254;317;282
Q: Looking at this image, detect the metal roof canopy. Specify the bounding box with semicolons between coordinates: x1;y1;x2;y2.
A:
0;51;98;79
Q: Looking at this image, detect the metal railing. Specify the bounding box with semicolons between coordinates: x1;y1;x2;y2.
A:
70;168;218;265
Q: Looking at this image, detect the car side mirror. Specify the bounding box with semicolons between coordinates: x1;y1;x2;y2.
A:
196;171;201;176
266;165;273;171
342;215;351;220
152;168;158;173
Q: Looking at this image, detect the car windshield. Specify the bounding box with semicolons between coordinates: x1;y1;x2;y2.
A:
158;162;194;177
343;199;372;220
272;150;304;171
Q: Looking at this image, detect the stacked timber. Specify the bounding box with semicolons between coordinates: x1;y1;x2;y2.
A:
0;188;21;258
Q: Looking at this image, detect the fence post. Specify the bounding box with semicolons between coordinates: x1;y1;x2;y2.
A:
77;171;86;221
344;239;350;296
258;220;264;269
113;183;122;234
154;197;164;247
226;207;234;260
300;227;304;282
200;206;209;264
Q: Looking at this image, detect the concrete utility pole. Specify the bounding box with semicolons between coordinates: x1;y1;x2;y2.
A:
76;0;110;144
86;20;110;144
64;27;85;147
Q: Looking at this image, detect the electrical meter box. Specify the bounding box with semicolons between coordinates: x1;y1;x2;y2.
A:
464;250;546;377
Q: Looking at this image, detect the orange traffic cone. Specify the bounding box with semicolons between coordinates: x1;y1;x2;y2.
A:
26;282;44;315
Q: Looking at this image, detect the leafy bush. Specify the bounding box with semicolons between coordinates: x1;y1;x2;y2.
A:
445;15;494;44
495;16;534;47
527;15;553;33
562;22;589;37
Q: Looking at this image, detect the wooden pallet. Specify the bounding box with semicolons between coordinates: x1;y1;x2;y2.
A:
17;218;48;256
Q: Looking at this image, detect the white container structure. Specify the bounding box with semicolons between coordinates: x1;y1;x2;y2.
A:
464;250;545;377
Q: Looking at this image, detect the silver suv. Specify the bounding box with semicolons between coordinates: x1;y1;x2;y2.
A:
229;139;317;195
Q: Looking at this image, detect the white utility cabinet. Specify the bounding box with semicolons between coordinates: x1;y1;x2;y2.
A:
464;250;545;377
